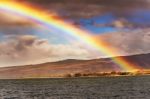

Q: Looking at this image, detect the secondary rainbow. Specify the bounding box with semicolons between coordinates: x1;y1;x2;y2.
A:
0;1;140;71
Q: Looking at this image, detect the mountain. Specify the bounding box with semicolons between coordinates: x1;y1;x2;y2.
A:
0;53;149;79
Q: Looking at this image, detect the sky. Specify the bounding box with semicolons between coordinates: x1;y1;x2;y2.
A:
0;0;150;66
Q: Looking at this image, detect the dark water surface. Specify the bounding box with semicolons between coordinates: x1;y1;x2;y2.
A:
0;76;150;99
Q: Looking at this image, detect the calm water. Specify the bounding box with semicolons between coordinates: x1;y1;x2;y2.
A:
0;76;150;99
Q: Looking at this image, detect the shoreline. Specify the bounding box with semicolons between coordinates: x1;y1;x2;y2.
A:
0;74;149;80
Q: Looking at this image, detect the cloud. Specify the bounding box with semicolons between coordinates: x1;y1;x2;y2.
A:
0;35;93;67
0;11;34;26
93;18;135;29
21;0;150;19
1;29;149;67
0;0;150;29
97;28;150;55
16;0;149;29
1;0;150;21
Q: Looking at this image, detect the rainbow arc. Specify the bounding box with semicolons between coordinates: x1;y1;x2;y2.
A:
0;1;141;71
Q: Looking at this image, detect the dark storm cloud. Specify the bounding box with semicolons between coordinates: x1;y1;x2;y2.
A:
14;0;150;29
20;0;150;19
0;0;150;28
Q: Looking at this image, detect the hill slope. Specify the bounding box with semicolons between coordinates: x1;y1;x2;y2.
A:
0;53;149;78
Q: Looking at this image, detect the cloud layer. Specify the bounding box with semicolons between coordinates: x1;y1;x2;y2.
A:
22;0;150;18
0;35;92;66
98;29;150;55
1;0;150;24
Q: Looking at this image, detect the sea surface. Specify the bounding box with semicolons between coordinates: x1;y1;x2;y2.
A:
0;76;150;99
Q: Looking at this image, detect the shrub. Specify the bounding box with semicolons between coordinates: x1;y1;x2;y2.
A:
74;73;82;77
64;74;72;78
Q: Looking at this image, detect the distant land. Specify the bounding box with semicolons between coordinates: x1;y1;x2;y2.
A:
0;53;149;79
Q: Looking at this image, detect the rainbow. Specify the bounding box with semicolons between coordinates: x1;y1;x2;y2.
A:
0;1;140;71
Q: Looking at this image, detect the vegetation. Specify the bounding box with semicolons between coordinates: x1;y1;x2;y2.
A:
63;70;150;78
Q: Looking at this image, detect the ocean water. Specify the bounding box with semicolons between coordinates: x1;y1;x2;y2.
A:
0;76;150;99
